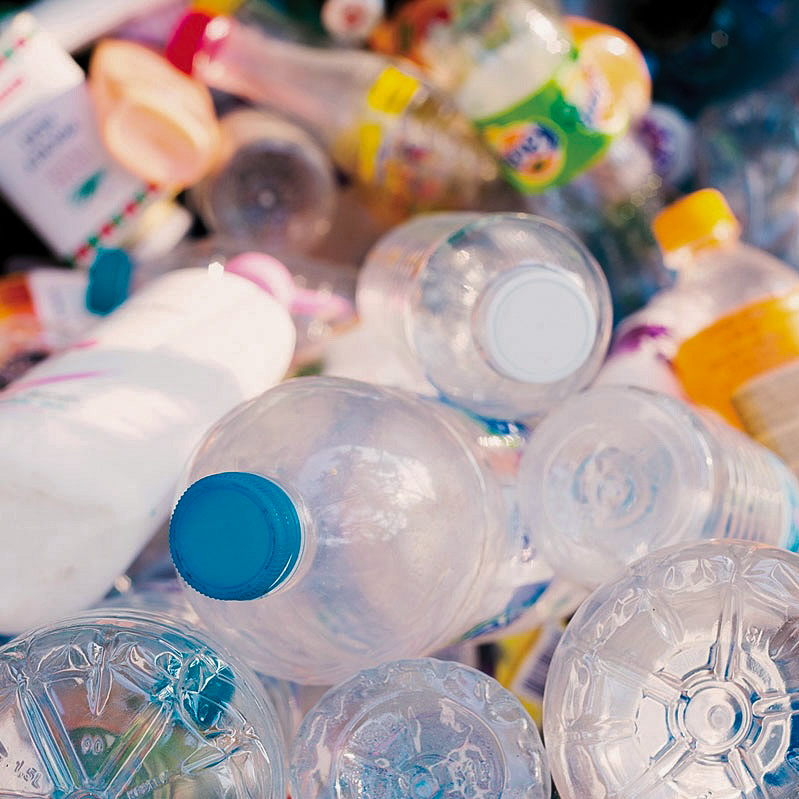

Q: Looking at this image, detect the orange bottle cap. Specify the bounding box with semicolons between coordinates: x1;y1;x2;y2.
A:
652;188;741;255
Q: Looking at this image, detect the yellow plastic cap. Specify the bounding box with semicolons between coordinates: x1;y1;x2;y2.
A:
652;188;741;255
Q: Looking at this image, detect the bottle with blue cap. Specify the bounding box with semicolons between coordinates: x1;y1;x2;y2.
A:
0;603;287;799
168;375;556;685
289;657;551;799
355;211;613;423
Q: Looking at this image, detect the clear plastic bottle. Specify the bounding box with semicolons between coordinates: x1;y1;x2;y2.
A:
0;262;295;636
289;657;551;799
187;107;337;253
543;539;799;799
695;86;799;271
644;189;799;474
164;10;501;216
517;384;799;589
167;375;545;684
356;211;612;423
0;605;287;799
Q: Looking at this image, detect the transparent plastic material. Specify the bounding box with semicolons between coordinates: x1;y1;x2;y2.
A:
544;539;799;799
517;385;799;588
168;376;515;684
0;606;287;799
695;88;799;271
188;107;337;253
525;132;673;321
290;657;550;799
100;580;308;747
356;212;612;422
167;12;500;215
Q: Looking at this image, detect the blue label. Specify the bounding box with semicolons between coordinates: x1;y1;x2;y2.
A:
459;580;550;641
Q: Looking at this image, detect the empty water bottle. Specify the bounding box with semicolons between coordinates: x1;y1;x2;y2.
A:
167;375;557;684
695;86;799;271
187;107;338;254
0;605;287;799
544;539;799;799
517;384;799;589
356;211;612;422
290;657;551;799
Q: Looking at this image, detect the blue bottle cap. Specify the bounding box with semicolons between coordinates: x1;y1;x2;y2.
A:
169;472;303;601
86;248;133;315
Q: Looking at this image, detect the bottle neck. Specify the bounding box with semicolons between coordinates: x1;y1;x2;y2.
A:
193;16;383;147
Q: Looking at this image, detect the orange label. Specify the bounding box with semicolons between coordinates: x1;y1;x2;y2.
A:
674;288;799;428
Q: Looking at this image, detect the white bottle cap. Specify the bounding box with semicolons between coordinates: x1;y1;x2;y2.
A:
320;0;384;43
476;265;597;383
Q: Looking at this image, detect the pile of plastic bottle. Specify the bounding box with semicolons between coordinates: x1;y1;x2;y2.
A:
1;0;799;796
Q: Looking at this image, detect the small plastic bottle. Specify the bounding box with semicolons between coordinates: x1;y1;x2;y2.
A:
88;38;222;190
0;605;287;799
356;211;612;423
645;189;799;474
517;384;799;589
399;3;651;195
544;539;799;799
164;10;501;216
695;86;799;271
290;657;551;799
187;106;337;253
167;375;554;684
0;262;295;636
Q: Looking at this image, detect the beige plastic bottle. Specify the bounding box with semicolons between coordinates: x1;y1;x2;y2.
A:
89;38;222;190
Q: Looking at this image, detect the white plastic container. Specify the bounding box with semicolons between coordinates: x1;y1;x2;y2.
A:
0;264;295;635
0;13;162;266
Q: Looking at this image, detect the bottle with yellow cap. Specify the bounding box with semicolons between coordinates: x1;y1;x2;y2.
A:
601;187;799;475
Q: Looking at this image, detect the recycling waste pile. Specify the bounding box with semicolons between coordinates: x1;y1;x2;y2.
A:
1;0;799;796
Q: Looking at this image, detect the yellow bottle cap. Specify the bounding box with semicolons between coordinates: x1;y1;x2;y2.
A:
652;188;741;255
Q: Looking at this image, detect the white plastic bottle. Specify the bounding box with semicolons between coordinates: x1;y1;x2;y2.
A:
0;262;295;636
356;211;613;423
0;604;287;799
290;657;551;799
544;540;799;799
167;376;557;685
517;384;799;589
0;13;163;266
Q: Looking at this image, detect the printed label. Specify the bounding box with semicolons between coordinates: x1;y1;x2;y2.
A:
494;623;565;726
674;288;799;430
733;360;799;482
356;66;421;185
473;50;613;193
0;14;156;263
